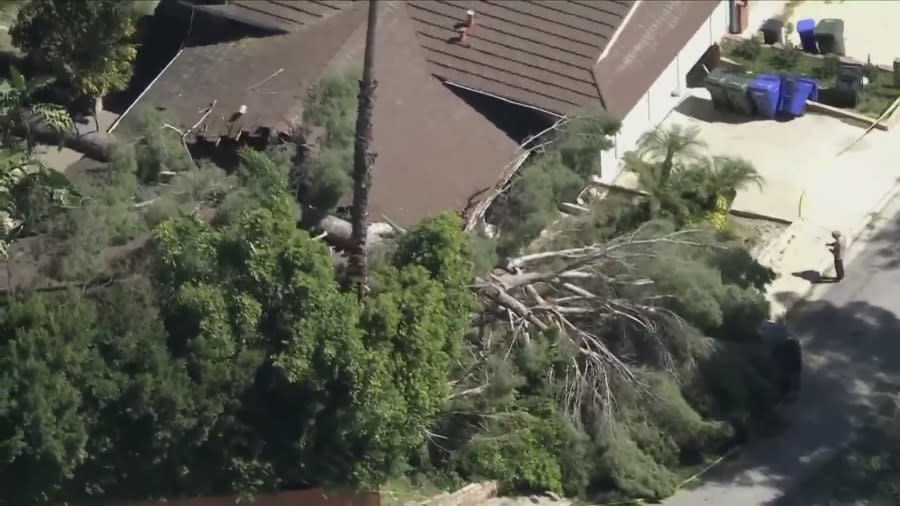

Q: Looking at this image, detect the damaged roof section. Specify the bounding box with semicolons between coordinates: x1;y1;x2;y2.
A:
135;2;365;142
122;1;520;228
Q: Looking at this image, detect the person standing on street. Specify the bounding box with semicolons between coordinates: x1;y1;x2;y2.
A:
826;230;846;282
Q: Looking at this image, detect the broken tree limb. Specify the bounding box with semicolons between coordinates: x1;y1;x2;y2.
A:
297;203;396;250
11;111;392;253
17;112;117;162
477;275;548;331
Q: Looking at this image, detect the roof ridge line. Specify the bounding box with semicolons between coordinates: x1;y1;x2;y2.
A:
591;0;641;109
596;0;641;64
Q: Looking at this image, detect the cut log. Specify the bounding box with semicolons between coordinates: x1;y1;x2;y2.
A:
297;203;394;250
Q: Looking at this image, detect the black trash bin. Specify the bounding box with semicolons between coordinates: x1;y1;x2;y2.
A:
760;18;784;45
705;68;732;111
830;65;863;108
815;18;845;55
723;71;756;116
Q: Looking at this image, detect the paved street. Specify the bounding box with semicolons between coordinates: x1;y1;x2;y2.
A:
663;193;900;505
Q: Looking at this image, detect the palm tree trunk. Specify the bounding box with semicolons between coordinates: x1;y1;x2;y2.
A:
661;149;674;185
347;0;378;298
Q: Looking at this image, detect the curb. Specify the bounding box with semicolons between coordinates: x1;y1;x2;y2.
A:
756;219;802;268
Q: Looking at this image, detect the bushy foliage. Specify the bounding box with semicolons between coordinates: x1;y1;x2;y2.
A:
0;280;198;503
489;109;620;256
625;126;763;229
0;88;784;506
292;70;360;211
115;106;195;183
11;0;142;98
431;119;779;502
0;147;479;503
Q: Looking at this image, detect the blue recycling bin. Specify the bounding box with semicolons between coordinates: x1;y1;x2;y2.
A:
779;76;819;116
797;18;817;53
748;73;782;118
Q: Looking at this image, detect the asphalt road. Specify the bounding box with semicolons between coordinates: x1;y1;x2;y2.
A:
663;194;900;505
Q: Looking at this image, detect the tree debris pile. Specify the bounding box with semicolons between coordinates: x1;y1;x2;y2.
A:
0;66;784;505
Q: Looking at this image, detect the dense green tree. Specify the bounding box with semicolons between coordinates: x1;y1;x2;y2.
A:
149;149;477;490
11;0;142;100
0;279;200;504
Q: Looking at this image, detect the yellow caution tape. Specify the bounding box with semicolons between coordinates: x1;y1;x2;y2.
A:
597;444;742;505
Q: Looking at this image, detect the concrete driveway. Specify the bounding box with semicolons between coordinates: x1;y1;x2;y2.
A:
783;0;900;66
616;89;864;223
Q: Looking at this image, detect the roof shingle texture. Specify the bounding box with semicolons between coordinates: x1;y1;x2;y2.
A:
130;1;520;228
178;0;351;32
406;0;635;115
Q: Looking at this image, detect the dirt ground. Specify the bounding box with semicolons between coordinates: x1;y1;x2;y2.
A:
731;214;790;257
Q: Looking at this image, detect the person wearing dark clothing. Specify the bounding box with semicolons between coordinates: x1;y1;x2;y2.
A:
827;230;846;282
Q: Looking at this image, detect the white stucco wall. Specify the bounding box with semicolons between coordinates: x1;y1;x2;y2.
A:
599;0;734;184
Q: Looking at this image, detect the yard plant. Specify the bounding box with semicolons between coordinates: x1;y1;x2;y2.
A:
722;38;900;117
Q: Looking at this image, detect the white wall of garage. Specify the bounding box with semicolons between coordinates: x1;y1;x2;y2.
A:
598;0;784;184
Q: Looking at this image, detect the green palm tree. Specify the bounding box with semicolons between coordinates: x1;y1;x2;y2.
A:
0;67;72;152
636;124;707;185
695;155;763;207
0;149;73;260
0;70;75;260
623;150;692;221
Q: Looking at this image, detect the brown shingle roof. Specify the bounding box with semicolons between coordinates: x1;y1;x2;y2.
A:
594;0;721;117
136;3;366;142
327;2;520;227
406;0;636;115
405;0;720;119
124;1;520;227
178;0;356;33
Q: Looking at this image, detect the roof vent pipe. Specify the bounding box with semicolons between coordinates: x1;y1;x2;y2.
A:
465;9;475;28
456;27;469;44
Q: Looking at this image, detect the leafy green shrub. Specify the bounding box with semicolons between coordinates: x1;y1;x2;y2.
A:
116;106;194;183
294;70;360;211
458;416;566;494
486;109;621;256
771;45;801;70
492;155;584;255
594;423;681;500
731;37;762;62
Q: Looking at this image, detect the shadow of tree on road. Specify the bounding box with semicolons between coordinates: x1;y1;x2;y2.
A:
673;211;900;506
672;294;900;504
871;206;900;270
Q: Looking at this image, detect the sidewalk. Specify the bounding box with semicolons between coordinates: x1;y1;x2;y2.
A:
757;121;900;316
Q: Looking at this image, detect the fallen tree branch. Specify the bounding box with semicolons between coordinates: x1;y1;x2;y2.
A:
17;111;117;162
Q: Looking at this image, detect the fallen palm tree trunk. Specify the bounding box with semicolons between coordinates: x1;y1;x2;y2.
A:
16;113;117;162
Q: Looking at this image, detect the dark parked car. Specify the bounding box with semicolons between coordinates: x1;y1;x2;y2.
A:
759;319;802;401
